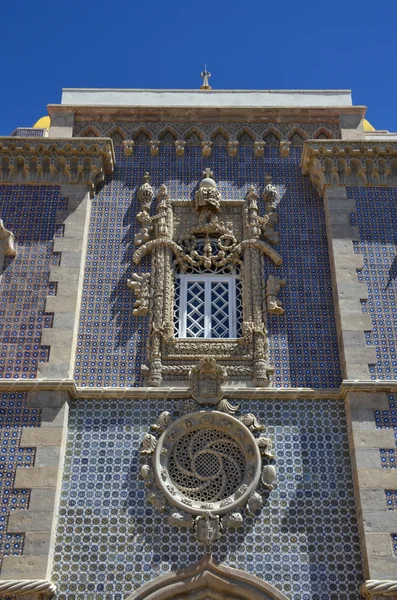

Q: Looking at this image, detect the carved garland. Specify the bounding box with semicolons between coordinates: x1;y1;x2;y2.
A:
130;170;285;387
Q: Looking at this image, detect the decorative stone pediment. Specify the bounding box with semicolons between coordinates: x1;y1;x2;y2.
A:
301;140;397;196
130;170;285;388
127;555;289;599
0;137;114;192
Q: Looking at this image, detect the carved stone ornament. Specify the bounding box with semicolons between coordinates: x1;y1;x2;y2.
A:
0;137;114;193
280;140;291;157
123;140;134;156
127;555;290;600
130;170;285;388
301;140;397;196
139;408;276;543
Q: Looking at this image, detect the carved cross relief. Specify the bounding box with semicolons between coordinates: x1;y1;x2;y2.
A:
130;170;285;387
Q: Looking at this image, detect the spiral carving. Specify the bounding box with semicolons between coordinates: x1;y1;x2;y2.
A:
0;579;56;595
168;428;246;503
360;580;397;597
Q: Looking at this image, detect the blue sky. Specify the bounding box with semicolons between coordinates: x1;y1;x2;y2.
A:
1;0;396;135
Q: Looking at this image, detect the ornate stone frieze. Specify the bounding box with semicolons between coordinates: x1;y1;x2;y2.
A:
139;401;276;543
74;121;340;146
0;137;114;191
301;140;397;195
130;170;285;388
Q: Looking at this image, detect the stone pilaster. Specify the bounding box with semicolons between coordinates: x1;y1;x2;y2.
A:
0;390;69;598
323;185;376;380
38;184;91;379
302;139;397;598
347;392;397;599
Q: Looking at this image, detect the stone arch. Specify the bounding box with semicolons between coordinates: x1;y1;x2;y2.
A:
79;125;101;138
211;127;230;146
237;128;255;146
263;127;281;146
127;556;289;600
133;126;152;145
287;127;309;145
313;126;334;140
185;128;204;145
159;127;178;145
109;126;126;143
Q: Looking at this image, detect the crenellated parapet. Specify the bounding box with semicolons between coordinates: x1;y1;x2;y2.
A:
301;140;397;196
0;137;114;193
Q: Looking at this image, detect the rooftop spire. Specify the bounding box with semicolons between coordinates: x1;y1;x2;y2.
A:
200;65;212;90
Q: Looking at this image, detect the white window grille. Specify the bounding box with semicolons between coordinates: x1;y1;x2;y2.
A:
175;274;241;338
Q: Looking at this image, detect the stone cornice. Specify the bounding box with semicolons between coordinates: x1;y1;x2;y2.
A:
302;139;397;195
0;137;114;192
48;104;365;124
0;379;395;400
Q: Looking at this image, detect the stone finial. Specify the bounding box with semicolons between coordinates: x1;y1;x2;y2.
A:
200;66;212;90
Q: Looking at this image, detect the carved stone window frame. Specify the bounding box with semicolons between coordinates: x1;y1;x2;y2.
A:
130;173;286;388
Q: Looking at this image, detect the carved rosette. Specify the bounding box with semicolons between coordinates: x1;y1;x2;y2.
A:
139;408;276;543
130;170;286;388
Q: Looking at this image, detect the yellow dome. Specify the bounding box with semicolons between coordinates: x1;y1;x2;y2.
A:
363;119;375;132
33;116;51;129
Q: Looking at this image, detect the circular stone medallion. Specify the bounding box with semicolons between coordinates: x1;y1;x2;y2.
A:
154;411;261;515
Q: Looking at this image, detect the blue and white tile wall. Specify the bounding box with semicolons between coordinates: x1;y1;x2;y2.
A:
0;393;41;570
75;145;341;388
52;398;363;600
0;185;67;378
350;186;397;380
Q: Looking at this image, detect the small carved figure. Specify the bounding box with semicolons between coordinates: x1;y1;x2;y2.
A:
139;464;154;487
175;140;186;156
150;140;160;156
222;512;243;529
254;141;265;157
261;464;277;490
256;435;275;460
127;272;150;316
168;512;194;528
266;275;286;315
201;141;212;156
263;175;279;208
247;491;263;516
227;141;239;157
147;491;166;512
280;140;291;157
140;433;157;455
240;413;265;433
151;411;172;432
122;140;134;156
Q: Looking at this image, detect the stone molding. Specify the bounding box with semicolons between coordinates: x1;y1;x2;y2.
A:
0;137;114;192
0;378;395;398
127;555;289;600
361;580;397;598
0;579;56;596
301;140;397;196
